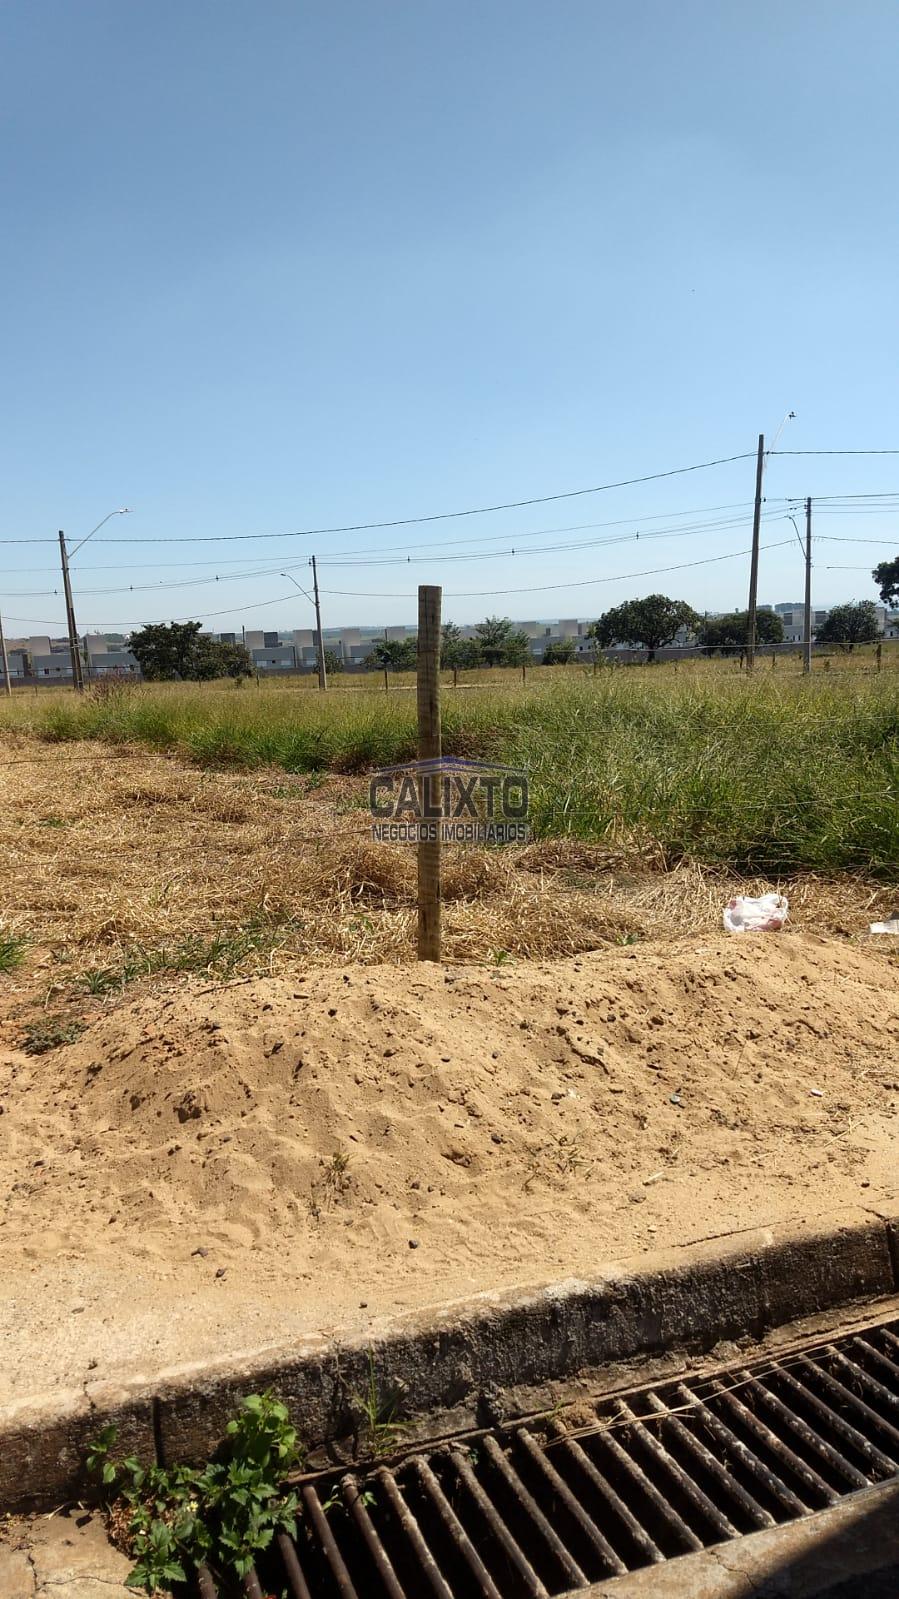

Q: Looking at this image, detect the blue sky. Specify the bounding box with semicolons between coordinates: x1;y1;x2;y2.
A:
1;0;897;635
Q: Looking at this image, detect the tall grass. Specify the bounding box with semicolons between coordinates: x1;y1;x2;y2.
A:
3;670;897;874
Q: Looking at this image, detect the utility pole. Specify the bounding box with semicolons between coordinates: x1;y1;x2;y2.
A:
311;555;328;692
58;530;84;692
746;433;765;671
803;496;813;675
0;614;11;697
417;584;442;962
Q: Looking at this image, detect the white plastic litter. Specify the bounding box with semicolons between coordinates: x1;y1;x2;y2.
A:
723;893;789;933
870;917;899;935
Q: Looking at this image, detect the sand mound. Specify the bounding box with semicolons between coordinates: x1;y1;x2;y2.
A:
3;934;897;1292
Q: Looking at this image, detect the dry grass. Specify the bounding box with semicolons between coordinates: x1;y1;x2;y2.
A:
0;737;896;1016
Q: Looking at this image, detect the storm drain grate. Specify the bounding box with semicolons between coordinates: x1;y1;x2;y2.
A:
195;1315;899;1597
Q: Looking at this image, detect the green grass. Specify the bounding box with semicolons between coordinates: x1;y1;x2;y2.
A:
77;920;292;995
3;668;898;876
0;931;28;973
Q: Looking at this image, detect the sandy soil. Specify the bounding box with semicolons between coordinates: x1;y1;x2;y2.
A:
2;930;897;1405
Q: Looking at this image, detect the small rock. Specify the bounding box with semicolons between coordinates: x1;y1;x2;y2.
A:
670;1093;684;1107
215;1266;227;1279
408;1239;420;1249
192;1246;209;1258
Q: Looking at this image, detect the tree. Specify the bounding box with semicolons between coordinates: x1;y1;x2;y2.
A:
503;630;532;668
590;595;701;662
364;637;416;675
699;610;784;656
441;623;482;674
542;638;577;665
474;616;514;666
873;557;899;607
127;621;202;680
815;600;880;651
128;622;253;681
129;621;204;680
322;647;344;675
194;637;254;680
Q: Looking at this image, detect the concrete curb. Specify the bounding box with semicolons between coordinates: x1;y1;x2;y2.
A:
4;1203;898;1508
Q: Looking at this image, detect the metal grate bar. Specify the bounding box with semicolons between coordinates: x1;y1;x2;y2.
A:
341;1475;407;1599
590;1425;704;1552
708;1377;836;1505
878;1328;899;1362
642;1391;775;1531
849;1335;899;1389
556;1433;665;1564
301;1485;357;1598
671;1382;808;1516
449;1446;551;1599
826;1346;899;1419
517;1427;629;1574
276;1528;314;1599
614;1399;738;1540
481;1435;590;1590
412;1454;504;1599
776;1363;899;1474
736;1372;870;1491
803;1356;899;1456
375;1468;456;1599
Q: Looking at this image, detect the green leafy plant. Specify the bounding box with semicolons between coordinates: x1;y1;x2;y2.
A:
21;1016;84;1054
87;1392;303;1593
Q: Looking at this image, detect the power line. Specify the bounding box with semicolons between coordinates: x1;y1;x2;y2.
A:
0;451;758;547
771;449;899;456
0;499;758;570
0;511;791;598
4;494;895;572
815;536;899;546
317;512;788;570
2;539;799;630
319;540;796;601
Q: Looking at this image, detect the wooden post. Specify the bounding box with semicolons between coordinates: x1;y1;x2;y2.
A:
876;641;883;673
417;585;442;962
803;497;813;675
59;530;84;693
0;614;11;697
746;433;765;671
311;555;328;692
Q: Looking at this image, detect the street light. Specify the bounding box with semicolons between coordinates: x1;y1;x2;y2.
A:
281;562;327;691
69;506;133;560
60;508;133;690
768;410;796;456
